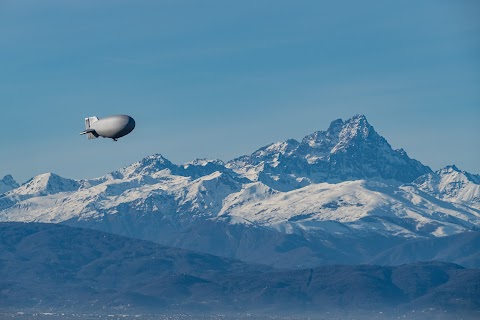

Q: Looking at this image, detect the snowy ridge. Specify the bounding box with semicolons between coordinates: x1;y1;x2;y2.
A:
220;179;480;237
0;166;478;239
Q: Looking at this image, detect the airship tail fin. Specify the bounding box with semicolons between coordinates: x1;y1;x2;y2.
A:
82;116;99;140
85;116;99;128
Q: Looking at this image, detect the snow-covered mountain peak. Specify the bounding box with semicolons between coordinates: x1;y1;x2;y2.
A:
250;139;300;160
9;172;80;197
228;114;431;188
120;154;175;178
349;113;369;124
439;164;460;174
330;114;386;155
436;165;480;183
414;165;480;206
0;175;19;194
300;115;373;152
136;154;173;168
338;114;374;140
432;165;479;185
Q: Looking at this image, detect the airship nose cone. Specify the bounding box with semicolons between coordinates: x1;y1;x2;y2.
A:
128;116;135;130
117;115;135;138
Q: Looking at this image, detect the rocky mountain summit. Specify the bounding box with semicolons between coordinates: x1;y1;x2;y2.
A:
227;114;432;191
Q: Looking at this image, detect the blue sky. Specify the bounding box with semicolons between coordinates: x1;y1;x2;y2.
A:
1;0;479;182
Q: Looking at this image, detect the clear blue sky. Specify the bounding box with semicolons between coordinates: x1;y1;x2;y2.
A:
1;0;479;182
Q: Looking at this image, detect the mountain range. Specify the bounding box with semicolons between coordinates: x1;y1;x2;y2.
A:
1;114;479;268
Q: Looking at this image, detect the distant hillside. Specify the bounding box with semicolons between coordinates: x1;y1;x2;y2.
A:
370;231;480;268
1;222;479;315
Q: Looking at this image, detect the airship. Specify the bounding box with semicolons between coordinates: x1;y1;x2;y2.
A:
80;115;135;141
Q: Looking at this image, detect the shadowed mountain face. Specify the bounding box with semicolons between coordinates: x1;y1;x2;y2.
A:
0;175;18;194
1;222;479;314
369;231;480;268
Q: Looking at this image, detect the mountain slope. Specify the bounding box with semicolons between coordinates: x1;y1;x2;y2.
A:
220;179;480;238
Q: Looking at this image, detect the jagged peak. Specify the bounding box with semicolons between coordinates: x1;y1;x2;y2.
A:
338;114;375;140
326;118;345;135
302;115;374;148
1;174;18;186
114;154;176;179
436;165;480;184
241;115;378;159
267;139;299;151
183;158;225;167
436;165;466;178
140;153;172;164
0;174;19;194
132;154;174;169
414;165;480;205
439;165;460;173
351;113;368;121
